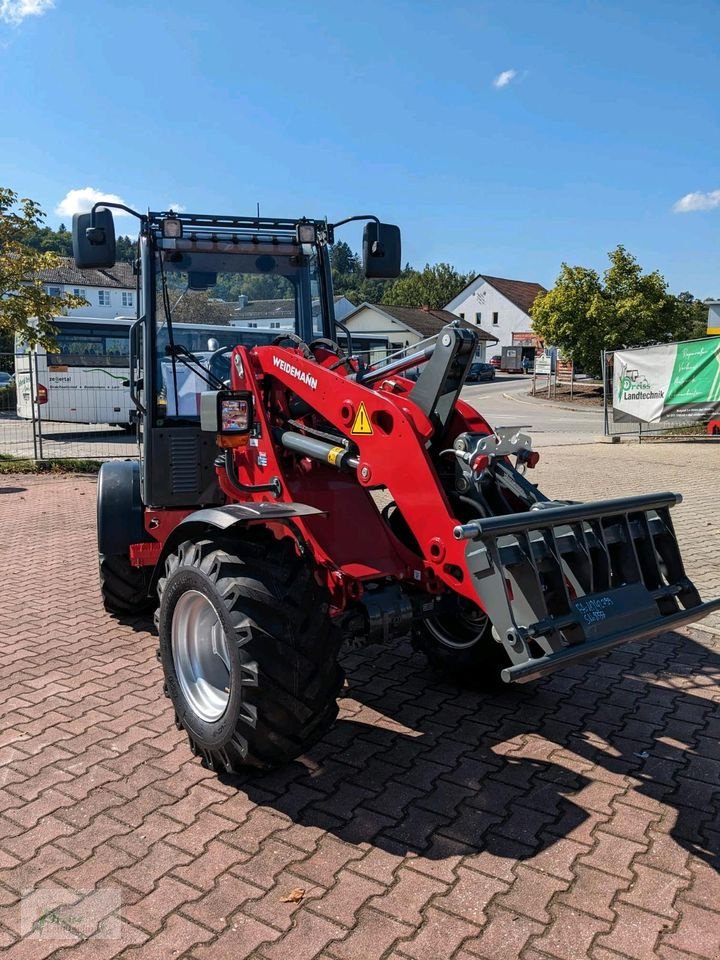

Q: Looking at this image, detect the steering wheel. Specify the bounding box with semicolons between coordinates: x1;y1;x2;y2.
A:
206;347;233;385
308;337;353;371
272;333;314;361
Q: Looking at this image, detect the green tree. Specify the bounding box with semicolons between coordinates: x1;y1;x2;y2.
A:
531;245;691;378
0;188;86;348
330;240;395;305
381;262;473;310
674;291;714;341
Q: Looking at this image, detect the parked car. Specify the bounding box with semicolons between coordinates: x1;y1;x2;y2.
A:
466;362;496;383
489;354;502;369
0;371;13;385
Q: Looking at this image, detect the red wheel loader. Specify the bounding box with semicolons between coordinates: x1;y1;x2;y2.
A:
72;204;720;772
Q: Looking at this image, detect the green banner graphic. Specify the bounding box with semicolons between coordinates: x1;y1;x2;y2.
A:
613;337;720;425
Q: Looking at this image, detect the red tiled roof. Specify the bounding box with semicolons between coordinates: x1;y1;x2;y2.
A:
32;257;135;288
350;304;499;342
479;276;547;314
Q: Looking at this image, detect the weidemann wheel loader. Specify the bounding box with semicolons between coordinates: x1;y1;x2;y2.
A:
71;203;720;772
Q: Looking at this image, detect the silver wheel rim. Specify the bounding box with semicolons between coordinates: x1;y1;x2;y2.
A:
171;590;231;722
425;601;489;651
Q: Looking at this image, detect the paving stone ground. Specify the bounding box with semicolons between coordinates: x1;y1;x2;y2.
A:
0;442;718;960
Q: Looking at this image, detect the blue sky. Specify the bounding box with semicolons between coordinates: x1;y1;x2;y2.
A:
1;0;719;296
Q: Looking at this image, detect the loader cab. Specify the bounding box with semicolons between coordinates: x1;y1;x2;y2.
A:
72;207;401;509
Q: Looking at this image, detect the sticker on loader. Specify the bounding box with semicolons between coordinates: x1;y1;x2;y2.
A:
351;402;373;435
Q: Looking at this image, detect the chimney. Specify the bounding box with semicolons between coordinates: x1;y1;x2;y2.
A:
237;294;248;308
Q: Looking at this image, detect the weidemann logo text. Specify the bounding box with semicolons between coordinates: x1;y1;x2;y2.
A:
272;355;318;390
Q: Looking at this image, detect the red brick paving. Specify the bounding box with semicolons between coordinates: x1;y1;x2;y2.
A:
0;472;719;959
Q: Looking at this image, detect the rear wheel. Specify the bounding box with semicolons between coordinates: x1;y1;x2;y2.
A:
412;594;508;685
99;553;153;615
157;533;343;771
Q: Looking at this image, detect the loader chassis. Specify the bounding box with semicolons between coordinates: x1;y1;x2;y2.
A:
75;205;720;773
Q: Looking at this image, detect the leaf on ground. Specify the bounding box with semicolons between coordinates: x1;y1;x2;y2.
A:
280;887;305;903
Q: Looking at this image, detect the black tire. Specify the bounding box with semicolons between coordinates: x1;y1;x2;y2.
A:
157;533;343;772
412;594;508;686
99;553;153;616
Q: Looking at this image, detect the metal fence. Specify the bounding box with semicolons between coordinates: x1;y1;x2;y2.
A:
601;350;719;441
0;353;138;463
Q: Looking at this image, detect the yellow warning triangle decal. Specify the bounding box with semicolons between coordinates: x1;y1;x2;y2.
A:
351;401;373;435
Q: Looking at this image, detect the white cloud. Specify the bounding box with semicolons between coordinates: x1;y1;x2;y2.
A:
0;0;54;25
672;189;720;213
55;187;132;218
493;68;517;89
166;202;186;213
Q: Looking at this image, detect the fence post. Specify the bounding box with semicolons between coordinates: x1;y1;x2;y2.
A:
33;352;44;461
602;351;609;436
28;349;38;460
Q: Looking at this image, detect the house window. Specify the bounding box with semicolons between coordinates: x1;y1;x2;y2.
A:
247;322;258;329
121;292;134;308
492;312;499;325
475;312;482;324
72;288;86;298
270;321;280;329
98;290;111;306
46;285;62;297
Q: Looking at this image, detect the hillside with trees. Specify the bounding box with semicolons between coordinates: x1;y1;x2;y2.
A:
8;202;714;366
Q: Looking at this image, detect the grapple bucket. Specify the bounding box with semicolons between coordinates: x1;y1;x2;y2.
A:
455;492;720;683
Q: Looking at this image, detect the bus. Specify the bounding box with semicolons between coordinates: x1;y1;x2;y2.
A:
14;317;278;427
14;315;396;426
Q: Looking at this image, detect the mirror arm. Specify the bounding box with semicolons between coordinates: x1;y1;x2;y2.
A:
330;214;380;230
90;201;145;226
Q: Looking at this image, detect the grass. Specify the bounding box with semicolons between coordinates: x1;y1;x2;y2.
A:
0;454;102;475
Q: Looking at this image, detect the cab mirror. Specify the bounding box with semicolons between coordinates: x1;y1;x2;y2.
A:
362;222;401;278
201;390;253;438
72;210;116;269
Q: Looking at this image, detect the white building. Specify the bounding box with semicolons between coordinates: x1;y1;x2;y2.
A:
445;275;547;353
229;295;356;332
35;258;136;319
343;302;498;362
707;301;720;335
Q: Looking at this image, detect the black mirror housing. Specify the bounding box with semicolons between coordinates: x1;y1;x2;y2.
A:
188;271;218;291
72;210;116;269
363;222;401;278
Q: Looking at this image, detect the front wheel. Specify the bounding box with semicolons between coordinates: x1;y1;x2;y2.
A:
412;594;508;685
157;533;343;771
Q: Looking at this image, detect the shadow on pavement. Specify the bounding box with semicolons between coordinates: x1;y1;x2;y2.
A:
128;607;718;869
209;629;720;869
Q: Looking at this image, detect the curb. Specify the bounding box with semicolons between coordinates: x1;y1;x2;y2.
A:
503;391;604;414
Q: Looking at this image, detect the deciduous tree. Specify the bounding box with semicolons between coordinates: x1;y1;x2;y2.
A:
382;263;473;310
532;245;693;377
0;188;86;348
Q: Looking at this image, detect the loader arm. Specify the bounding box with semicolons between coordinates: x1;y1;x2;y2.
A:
215;334;720;683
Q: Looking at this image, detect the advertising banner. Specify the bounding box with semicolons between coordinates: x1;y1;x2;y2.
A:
613;337;720;424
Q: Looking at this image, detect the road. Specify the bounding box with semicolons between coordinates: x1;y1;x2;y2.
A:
462;374;605;447
0;413;137;460
0;375;604;459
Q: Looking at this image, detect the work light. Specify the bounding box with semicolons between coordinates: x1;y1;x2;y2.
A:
296;222;317;244
162;217;183;239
